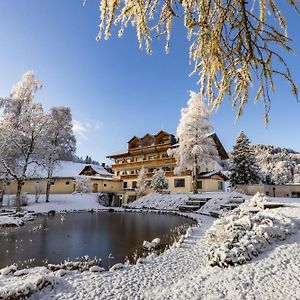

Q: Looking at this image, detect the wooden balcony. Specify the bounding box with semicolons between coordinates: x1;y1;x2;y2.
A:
128;143;172;155
112;157;176;170
119;171;190;180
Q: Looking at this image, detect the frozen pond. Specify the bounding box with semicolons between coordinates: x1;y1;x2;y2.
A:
0;211;195;269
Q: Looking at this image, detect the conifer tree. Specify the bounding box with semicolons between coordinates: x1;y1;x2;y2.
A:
150;169;168;193
168;91;219;193
230;132;260;185
136;167;147;198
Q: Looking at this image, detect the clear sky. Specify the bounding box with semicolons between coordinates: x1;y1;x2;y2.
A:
0;1;299;164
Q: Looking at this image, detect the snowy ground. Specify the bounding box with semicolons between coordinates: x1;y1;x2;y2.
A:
1;192;300;299
126;192;189;210
0;193;106;227
2;193;103;214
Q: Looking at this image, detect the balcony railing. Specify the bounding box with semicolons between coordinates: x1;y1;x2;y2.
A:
112;157;176;169
119;171;186;180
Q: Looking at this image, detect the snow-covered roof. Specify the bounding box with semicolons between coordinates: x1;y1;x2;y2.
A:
198;171;229;180
26;161;113;179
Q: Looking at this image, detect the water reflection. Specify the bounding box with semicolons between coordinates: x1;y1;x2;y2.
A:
0;212;195;269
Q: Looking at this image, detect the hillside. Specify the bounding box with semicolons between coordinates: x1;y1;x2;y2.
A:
253;144;300;184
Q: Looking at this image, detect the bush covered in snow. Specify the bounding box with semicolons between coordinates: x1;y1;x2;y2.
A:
206;194;296;267
150;169;168;193
0;266;58;300
75;177;92;193
47;256;102;272
97;193;111;206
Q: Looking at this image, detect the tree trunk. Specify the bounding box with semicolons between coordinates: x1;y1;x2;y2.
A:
192;160;199;194
45;179;51;203
0;188;3;208
16;180;23;212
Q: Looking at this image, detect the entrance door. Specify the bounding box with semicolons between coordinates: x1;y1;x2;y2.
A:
92;183;98;193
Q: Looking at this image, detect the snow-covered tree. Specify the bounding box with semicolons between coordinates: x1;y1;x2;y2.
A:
150;169;168;193
88;0;299;123
168;91;219;193
135;167;147;197
0;71;50;211
42;106;76;202
33;181;45;203
230;132;260;186
253;144;300;184
294;165;300;184
75;177;92;193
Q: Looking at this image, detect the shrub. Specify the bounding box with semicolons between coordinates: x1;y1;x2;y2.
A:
97;193;111;206
206;194;296;267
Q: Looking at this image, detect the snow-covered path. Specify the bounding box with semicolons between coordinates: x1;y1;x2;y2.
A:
29;216;213;300
29;207;300;300
1;193;300;299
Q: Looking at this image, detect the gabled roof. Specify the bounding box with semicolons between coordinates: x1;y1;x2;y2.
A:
209;133;229;160
25;161;113;179
142;133;154;139
198;171;229;180
128;136;141;143
155;130;175;138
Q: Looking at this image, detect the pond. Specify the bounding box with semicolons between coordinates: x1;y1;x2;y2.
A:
0;212;195;269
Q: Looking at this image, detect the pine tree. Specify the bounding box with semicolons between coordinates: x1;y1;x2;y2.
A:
136;167;146;198
150;169;168;193
168;91;219;193
230;132;261;185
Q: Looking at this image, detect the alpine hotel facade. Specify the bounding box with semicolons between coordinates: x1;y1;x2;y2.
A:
107;130;229;203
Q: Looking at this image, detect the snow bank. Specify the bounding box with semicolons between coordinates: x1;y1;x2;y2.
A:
197;191;248;215
0;267;59;300
0;215;24;227
127;193;188;210
206;194;296;267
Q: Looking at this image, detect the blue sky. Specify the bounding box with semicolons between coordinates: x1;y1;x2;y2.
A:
0;1;299;163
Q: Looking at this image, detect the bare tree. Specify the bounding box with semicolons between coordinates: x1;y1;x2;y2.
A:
42;107;76;202
89;0;299;123
0;72;50;212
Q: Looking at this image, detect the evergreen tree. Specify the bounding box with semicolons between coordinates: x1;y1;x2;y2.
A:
150;169;168;193
230;132;260;185
136;167;147;198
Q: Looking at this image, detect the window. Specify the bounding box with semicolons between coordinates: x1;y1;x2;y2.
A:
163;166;171;172
65;181;70;185
123;182;128;189
161;153;168;158
104;183;107;187
132;181;137;189
218;181;223;190
130;170;135;174
174;179;185;188
148;155;157;160
136;157;143;162
148;168;155;173
197;180;203;189
146;180;151;187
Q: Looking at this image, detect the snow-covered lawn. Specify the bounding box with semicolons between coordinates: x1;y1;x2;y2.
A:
0;193;105;227
2;193;103;214
1;192;300;299
126;192;189;210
